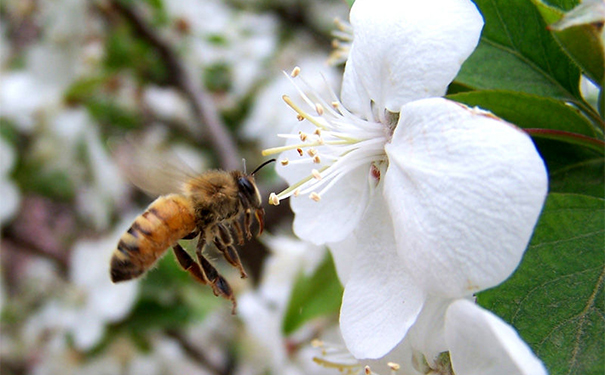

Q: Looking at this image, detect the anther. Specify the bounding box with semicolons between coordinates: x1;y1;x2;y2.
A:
312;169;322;180
291;66;301;77
297;148;304;156
269;193;280;206
307;148;317;157
364;366;372;375
315;103;324;115
331;101;339;108
388;362;400;371
314;129;321;136
299;131;308;141
311;339;324;348
280;158;289;166
313;155;321;164
296;114;305;121
310;192;321;202
293;189;300;197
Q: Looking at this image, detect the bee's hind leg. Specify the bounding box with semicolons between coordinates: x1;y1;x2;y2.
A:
171;243;209;286
194;240;237;314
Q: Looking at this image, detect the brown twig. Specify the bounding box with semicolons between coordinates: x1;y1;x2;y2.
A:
165;329;228;375
107;0;240;170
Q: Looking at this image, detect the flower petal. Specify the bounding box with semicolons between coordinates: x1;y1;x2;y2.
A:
445;299;547;375
384;98;548;297
340;194;425;359
341;0;483;114
406;296;457;366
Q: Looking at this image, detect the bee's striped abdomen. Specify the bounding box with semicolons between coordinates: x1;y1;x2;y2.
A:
110;194;196;283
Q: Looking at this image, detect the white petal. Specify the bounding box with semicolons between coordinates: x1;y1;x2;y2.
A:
341;0;483;113
340;194;425;359
445;300;547;375
285;163;371;245
384;98;548;297
406;296;456;366
327;235;358;285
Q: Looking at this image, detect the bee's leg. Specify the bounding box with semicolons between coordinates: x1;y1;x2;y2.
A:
254;208;265;236
214;225;247;279
244;208;253;240
172;243;208;285
195;244;236;314
181;230;200;240
232;221;245;246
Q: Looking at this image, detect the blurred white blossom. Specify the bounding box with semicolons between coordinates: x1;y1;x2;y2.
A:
24;214;139;352
0;137;21;224
237;232;327;375
165;0;278;101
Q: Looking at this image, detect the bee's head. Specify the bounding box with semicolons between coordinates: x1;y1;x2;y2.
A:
236;159;275;209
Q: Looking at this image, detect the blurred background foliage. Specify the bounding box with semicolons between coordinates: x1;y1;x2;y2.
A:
0;0;347;374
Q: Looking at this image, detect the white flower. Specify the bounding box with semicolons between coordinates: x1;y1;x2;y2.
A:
312;298;547;375
264;0;548;370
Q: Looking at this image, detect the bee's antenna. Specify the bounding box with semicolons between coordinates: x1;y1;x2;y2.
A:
251;159;276;176
242;158;247;174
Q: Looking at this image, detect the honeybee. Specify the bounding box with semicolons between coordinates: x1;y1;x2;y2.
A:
109;140;274;312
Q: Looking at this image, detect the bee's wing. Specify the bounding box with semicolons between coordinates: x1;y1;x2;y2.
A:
111;137;199;196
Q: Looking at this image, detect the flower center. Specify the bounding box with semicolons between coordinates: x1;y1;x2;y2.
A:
262;67;389;205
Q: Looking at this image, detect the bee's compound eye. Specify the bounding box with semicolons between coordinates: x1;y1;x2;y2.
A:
238;177;255;195
238;177;260;207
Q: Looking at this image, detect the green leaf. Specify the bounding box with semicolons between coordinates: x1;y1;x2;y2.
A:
458;0;581;102
449;90;598;137
533;0;605;87
282;252;343;335
549;158;605;198
477;193;604;375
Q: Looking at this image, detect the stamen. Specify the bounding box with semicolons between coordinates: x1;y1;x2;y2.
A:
316;103;325;115
299;131;308;141
309;192;321;202
311;169;322;180
307;148;318;157
365;366;372;375
313;155;321;164
280;158;289;166
297;114;304;121
268;193;280;206
388;362;400;373
297;148;304;156
291;66;301;77
314;129;321;136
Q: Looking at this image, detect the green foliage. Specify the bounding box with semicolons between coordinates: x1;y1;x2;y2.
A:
459;0;582;102
282;252;343;335
532;0;604;87
123;248;220;334
449;91;597;137
478;193;604;375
